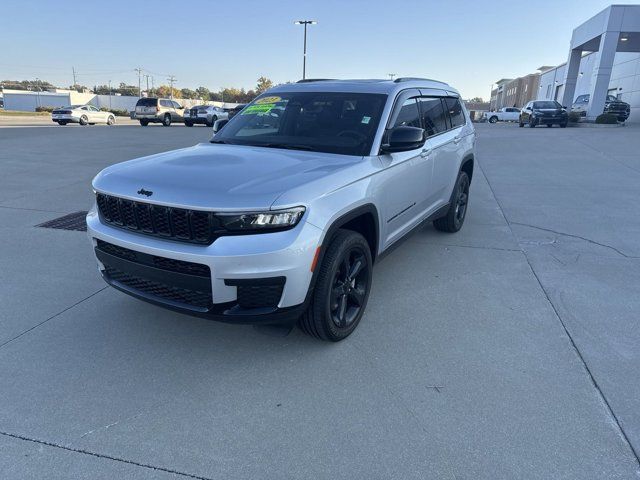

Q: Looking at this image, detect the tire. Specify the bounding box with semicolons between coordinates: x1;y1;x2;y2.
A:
139;119;149;126
546;124;552;128
519;120;524;127
560;122;567;128
528;117;536;128
57;121;67;126
107;115;115;126
185;121;194;127
162;114;171;127
298;230;373;342
433;171;470;233
79;115;88;126
489;116;498;124
206;115;217;128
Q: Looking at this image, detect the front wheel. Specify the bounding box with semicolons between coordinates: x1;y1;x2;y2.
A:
57;121;67;126
528;117;536;128
433;171;470;233
489;116;498;124
560;122;567;128
298;230;372;342
519;120;524;127
79;115;88;126
162;114;171;127
107;115;115;125
139;119;149;126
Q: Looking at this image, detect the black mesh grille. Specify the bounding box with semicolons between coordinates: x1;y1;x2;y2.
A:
105;267;212;309
96;193;213;244
96;239;210;277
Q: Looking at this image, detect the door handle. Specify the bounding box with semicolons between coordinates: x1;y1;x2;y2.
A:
420;148;431;158
453;136;462;144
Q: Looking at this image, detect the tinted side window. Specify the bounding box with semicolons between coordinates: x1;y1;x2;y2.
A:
393;98;421;128
172;101;181;109
445;98;465;128
419;97;448;137
159;99;171;108
136;98;157;107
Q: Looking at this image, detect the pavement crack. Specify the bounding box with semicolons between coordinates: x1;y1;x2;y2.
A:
511;221;638;259
0;287;108;350
78;411;146;440
476;158;640;468
0;431;215;480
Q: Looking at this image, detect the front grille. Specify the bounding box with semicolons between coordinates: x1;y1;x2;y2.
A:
96;193;214;244
96;239;212;309
105;266;212;309
96;239;210;277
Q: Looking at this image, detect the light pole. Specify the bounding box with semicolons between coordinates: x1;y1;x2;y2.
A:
108;80;112;110
294;20;317;80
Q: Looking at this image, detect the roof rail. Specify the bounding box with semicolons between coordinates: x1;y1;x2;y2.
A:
393;77;448;86
296;78;336;83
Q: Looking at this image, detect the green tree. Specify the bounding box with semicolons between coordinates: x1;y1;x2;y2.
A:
256;76;274;94
180;88;197;99
195;86;210;101
156;85;181;99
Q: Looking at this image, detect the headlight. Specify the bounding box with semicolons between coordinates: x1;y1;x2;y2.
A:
218;207;305;232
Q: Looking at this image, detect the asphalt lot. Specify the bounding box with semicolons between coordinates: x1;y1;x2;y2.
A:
1;122;639;479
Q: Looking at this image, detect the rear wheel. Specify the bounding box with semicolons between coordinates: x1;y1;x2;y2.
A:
298;230;372;342
107;115;115;125
79;115;88;126
433;171;470;233
185;121;194;127
489;116;498;124
57;121;67;126
162;114;171;127
139;119;149;126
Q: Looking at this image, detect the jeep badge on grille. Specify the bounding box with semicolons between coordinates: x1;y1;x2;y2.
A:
137;188;153;197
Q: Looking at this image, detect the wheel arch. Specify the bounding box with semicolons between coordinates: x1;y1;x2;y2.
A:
460;154;474;184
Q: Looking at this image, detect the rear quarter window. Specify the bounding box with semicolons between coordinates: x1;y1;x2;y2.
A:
444;98;465;128
136;98;157;107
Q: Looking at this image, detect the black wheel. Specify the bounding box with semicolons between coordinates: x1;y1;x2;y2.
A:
546;124;552;128
162;114;171;127
489;116;498;124
107;115;115;125
433;171;470;233
58;121;67;126
206;115;217;127
528;117;536;128
560;122;567;128
79;115;88;126
185;121;194;127
139;119;149;126
298;230;372;342
519;119;524;127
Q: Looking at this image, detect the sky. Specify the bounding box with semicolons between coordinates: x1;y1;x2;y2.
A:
1;0;639;100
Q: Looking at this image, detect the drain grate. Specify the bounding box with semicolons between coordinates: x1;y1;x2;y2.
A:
36;211;88;232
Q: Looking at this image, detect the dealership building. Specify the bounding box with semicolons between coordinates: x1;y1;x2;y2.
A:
493;5;640;123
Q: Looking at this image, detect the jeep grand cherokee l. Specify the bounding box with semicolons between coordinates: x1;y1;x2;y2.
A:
88;78;475;341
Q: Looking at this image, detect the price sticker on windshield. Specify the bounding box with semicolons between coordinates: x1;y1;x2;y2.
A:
255;96;281;104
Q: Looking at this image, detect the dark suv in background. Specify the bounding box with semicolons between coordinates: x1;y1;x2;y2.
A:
519;100;568;128
571;94;630;122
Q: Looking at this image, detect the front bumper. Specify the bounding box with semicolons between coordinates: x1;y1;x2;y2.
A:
534;115;568;124
86;208;322;324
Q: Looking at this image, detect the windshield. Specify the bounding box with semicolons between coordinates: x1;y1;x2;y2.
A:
533;101;561;109
606;95;618;102
213;92;387;156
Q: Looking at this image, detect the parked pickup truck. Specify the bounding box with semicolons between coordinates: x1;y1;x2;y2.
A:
484;107;521;123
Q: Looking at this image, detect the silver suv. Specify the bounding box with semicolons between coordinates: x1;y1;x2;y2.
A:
134;97;184;126
88;78;475;341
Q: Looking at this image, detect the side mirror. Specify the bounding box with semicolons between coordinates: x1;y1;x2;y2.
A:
381;126;425;153
212;118;229;133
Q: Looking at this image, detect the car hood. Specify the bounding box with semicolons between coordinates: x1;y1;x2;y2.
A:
92;143;363;211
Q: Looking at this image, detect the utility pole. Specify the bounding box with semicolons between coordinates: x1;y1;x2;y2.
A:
72;67;77;87
151;76;155;96
294;20;317;80
144;74;150;96
388;73;396;80
108;80;112;109
167;75;176;99
135;67;143;97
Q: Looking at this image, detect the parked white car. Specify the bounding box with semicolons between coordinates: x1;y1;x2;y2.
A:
483;107;521;123
184;105;229;127
52;105;116;126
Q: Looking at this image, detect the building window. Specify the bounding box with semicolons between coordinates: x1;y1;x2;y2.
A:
546;85;552;98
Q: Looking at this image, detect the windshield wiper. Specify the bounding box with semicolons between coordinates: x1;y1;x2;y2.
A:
260;143;317;152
